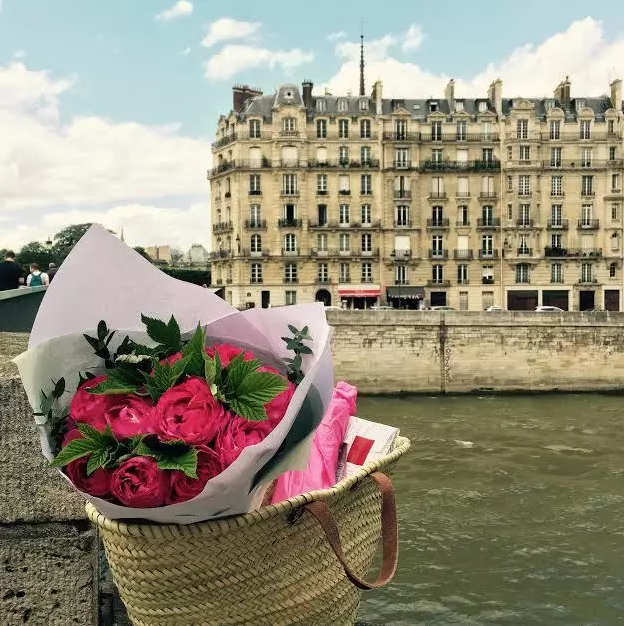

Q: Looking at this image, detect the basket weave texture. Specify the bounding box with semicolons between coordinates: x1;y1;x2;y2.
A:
87;436;410;626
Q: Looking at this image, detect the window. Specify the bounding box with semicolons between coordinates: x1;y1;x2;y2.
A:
317;204;328;227
361;174;372;195
610;146;617;161
482;205;494;226
577;99;586;112
612;203;620;222
249;174;261;194
432;205;444;225
360;119;371;139
550;120;561;140
517;119;528;139
551;147;562;167
551;176;563;196
339;262;350;283
551;263;563;283
338;99;348;112
581;263;593;283
481;234;494;255
457;205;469;226
361;233;372;253
396;205;410;227
317;174;327;194
432;265;444;283
516;263;530;283
249;119;261;139
432;235;444;256
282;174;298;195
483;122;493;139
551;204;562;227
395;148;409;168
580;120;591;140
316;119;327;139
611;233;619;252
429;101;439;112
394;119;407;140
339;233;350;252
482;148;493;163
284;233;297;253
519;233;530;254
581;204;593;226
338;146;349;165
250;204;262;224
250;234;262;253
316;99;326;112
610;262;617;278
613;173;621;191
482;266;494;285
283;117;296;133
339;174;350;193
338;119;349;139
519;175;531;195
478;101;488;113
339;204;350;225
507;175;513;191
551;233;562;249
581;175;594;195
317;233;328;252
608;119;615;134
432;177;445;196
285;291;297;305
284;262;298;283
456;120;467;140
359;204;372;226
431;121;442;141
519;203;531;226
317;263;329;283
251;263;262;283
359;98;368;111
455;101;464;112
507;145;513;161
395;265;408;285
519;145;531;161
361;146;371;165
457;264;468;284
581;148;592;167
432;149;443;163
362;262;372;282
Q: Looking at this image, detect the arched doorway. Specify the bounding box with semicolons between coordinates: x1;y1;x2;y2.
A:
315;289;331;306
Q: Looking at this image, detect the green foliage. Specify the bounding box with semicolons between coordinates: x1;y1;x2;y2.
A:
181;324;208;377
51;223;97;262
83;319;116;368
282;325;312;385
141;313;182;355
133;246;152;261
134;436;198;478
15;241;56;268
159;266;211;286
142;357;189;403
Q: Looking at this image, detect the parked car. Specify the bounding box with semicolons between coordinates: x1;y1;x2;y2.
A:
535;305;564;312
486;305;504;312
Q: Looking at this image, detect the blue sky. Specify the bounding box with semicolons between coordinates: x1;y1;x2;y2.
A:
1;0;624;250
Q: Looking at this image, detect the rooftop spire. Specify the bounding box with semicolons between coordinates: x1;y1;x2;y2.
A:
359;26;365;97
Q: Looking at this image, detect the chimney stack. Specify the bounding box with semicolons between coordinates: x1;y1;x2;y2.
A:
302;80;313;109
610;78;622;113
232;84;263;113
372;79;383;115
554;76;571;109
488;79;502;115
445;79;455;110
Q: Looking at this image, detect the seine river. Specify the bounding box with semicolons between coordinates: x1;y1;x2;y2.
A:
356;394;624;626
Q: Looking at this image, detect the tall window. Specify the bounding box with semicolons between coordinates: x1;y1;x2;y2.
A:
394;119;407;139
581;204;593;226
361;233;372;253
250;204;262;225
457;264;468;284
519;203;531;226
359;99;368;111
551;204;562;226
339;262;350;283
550;120;561;140
551;175;563;196
285;291;297;305
432;265;444;283
519;175;531;195
360;119;371;139
456;120;467;140
613;173;621;191
361;174;372;195
581;175;594;195
482;266;494;285
610;262;617;278
519;233;530;254
249;119;261;139
339;233;350;252
612;203;620;222
251;263;262;283
611;233;620;252
338;146;349;165
481;234;493;255
339;204;350;225
337;99;348;112
317;174;327;194
284;233;297;253
608;119;616;134
431;121;442;141
316;119;327;139
457;205;469;226
317;233;328;252
250;234;262;253
482;205;494;226
249;174;261;194
551;147;562;167
516;119;528;139
516;264;530;283
396;205;409;227
316;99;326;112
580;120;591;140
282;117;296;133
610;146;617;161
395;148;409;168
581;263;593;282
432;148;443;163
551;263;563;283
317;204;327;226
519;145;530;161
551;233;562;249
317;263;329;283
482;148;493;163
339;174;350;193
282;174;298;195
361;146;372;165
395;265;408;285
361;204;372;225
581;148;592;167
338;119;349;139
284;262;298;283
362;262;372;283
432;177;444;196
431;235;444;256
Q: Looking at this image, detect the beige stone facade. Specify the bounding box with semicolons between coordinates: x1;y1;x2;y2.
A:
209;78;624;311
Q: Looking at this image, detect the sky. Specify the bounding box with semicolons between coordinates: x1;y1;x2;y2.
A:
2;0;624;251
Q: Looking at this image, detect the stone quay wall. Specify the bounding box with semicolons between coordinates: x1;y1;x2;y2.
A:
326;310;624;394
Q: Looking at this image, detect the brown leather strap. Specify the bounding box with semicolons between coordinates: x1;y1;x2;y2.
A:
304;471;398;590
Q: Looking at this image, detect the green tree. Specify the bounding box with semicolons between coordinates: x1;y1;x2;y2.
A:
51;223;95;261
16;241;56;268
133;246;152;261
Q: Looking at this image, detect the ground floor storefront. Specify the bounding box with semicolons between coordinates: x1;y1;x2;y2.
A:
386;286;426;309
505;287;622;311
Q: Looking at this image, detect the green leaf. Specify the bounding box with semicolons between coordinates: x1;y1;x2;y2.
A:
88;374;139;396
86;448;108;475
293;354;302;370
223;357;262;396
49;437;101;468
97;320;108;341
237;370;288;405
301;325;309;336
203;353;217;386
143;357;189;403
83;333;101;351
297;344;313;355
133;436;198;478
141;313;181;352
181;324;207;377
52;378;66;399
228;397;268;422
155;447;198;479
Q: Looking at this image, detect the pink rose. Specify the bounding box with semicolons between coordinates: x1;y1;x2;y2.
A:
62;429;112;498
215;416;273;469
155;377;227;446
206;343;257;366
110;456;168;508
167;445;222;505
105;396;156;439
69;375;113;432
259;366;296;427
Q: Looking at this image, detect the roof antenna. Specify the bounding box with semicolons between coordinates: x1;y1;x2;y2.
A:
359;20;365;97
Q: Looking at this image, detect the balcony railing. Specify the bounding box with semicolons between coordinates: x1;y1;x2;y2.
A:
581;190;595;197
339;277;352;284
279;130;300;137
394;190;411;199
212;221;233;233
453;249;474;260
479;192;498;200
428;192;447;200
308;220;335;229
316;189;328;195
394;220;413;228
392;249;413;259
280;189;300;196
211;133;237;149
307;159;379;169
542;159;624;170
419;133;500;142
241;248;270;258
210;250;232;259
544;247;602;258
482;277;495;285
248;189;262;196
338;189;351;196
578;278;599;284
281;248;301;256
428;249;448;260
420;160;501;172
244;219;267;229
427;279;451;287
516;219;535;228
393;160;412;169
426;218;450;229
577;219;600;230
546;219;569;230
456;220;471;227
383;132;420;141
278;218;302;228
456;191;471;199
250;278;263;284
479;249;500;260
517;247;533;256
314;277;333;284
541;131;622;141
476;218;501;228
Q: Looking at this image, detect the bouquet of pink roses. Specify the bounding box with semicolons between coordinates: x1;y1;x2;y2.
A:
14;226;334;524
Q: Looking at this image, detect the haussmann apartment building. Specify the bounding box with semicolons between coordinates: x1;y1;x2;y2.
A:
208;73;624;312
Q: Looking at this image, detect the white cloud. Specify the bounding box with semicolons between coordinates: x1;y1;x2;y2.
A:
402;24;425;51
325;18;624;99
335;35;396;63
0;62;211;251
205;44;313;80
180;46;191;56
327;31;346;41
155;1;193;22
13;50;26;59
201;18;260;48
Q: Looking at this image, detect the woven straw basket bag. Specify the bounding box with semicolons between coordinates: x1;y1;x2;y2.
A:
86;436;410;626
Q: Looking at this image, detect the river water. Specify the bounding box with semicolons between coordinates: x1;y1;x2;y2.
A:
356;394;624;626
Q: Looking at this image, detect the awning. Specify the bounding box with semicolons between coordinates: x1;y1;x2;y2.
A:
338;288;381;297
386;286;425;299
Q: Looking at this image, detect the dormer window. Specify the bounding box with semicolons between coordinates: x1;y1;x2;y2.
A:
338;99;348;112
478;101;487;113
359;98;368;111
576;99;585;112
429;101;438;112
545;100;554;112
285;90;294;99
316;99;326;112
455;101;464;112
283;117;296;134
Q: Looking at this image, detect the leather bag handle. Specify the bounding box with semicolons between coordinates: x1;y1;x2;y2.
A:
304;471;398;590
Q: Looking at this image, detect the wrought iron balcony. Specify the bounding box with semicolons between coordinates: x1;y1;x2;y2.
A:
428;192;448;200
241;248;270;258
210;250;232;259
383;132;420;141
426;218;450;229
482;277;495;285
212;221;233;233
307;159;379;169
281;248;301;256
456;191;471;199
314;277;333;284
393;190;411;199
211;134;237;149
456;220;471;227
338;189;351;196
577;219;600;230
339;277;352;284
393;160;412;169
542;159;624;170
392;249;413;259
394;220;413;228
250;278;263;284
517;247;533;256
479;192;498;200
546;219;569;230
426;279;451;287
581;190;595;197
453;249;474;260
578;277;599;284
478;249;500;260
278;218;302;227
544;247;602;258
420;160;501;172
357;248;379;258
516;219;535;228
428;249;448;260
248;189;262;196
419;133;500;142
280;189;300;196
244;219;267;230
308;220;337;229
476;218;501;229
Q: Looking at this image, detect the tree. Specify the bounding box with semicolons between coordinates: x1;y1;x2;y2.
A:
51;223;95;261
133;246;152;261
16;241;56;268
170;247;184;266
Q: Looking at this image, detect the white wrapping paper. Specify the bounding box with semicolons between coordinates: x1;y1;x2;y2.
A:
13;226;334;524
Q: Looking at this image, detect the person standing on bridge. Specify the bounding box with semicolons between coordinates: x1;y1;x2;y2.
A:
26;263;49;288
0;251;24;291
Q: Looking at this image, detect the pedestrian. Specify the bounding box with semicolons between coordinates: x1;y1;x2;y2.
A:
47;262;58;282
0;250;24;291
26;263;50;287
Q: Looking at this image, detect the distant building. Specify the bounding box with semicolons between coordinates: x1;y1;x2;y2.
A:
146;245;172;263
186;244;210;266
